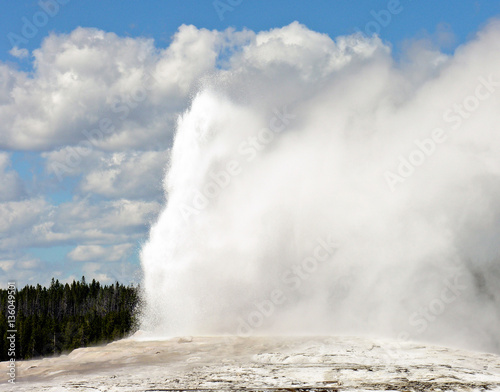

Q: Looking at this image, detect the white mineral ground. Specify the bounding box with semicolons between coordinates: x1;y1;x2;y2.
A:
1;334;500;391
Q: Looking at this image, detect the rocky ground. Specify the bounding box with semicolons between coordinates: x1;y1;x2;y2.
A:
1;335;500;391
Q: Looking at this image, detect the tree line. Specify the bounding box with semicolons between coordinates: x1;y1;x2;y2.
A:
0;277;139;361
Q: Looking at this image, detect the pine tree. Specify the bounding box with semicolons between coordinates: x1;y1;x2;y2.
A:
0;277;139;361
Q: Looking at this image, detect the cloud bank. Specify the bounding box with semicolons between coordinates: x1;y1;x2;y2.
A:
140;21;500;353
0;25;237;285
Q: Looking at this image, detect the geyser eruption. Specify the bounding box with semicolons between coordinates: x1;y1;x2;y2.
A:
141;21;500;352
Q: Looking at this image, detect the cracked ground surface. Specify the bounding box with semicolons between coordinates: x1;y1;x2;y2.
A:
1;336;500;391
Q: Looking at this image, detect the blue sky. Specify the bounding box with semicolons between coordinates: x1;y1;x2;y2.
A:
2;0;500;59
1;0;500;287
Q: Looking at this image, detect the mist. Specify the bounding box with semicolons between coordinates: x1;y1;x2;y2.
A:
140;21;500;353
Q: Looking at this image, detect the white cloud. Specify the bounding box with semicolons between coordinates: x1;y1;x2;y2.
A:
9;46;29;59
235;22;384;77
0;153;25;201
0;257;45;288
42;147;106;179
54;198;161;233
80;260;141;285
0;25;227;151
68;243;133;262
0;260;15;273
80;150;168;200
0;197;160;250
0;198;48;234
0;194;157;286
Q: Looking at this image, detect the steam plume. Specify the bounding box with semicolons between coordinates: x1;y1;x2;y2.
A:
141;21;500;353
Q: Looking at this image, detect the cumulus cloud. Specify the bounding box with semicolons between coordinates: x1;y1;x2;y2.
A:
80;260;141;285
68;243;133;262
0;256;45;287
0;194;158;286
42;148;106;179
0;198;48;235
0;197;160;250
79;150;168;200
0;153;25;201
1;25;229;286
54;198;161;234
0;25;248;152
9;46;29;59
